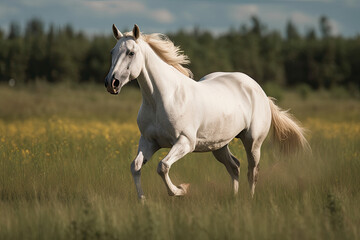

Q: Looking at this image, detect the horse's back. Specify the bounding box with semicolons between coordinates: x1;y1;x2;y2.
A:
199;72;264;92
198;72;268;110
192;72;271;150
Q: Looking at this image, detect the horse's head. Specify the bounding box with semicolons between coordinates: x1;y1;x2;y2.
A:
105;24;143;94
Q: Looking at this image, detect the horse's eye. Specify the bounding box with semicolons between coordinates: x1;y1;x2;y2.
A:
129;51;135;56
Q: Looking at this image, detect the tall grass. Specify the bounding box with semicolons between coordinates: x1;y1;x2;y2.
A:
0;83;359;239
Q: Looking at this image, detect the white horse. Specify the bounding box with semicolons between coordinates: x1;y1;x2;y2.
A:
105;24;308;200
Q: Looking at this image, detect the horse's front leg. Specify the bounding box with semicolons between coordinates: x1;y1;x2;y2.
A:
157;135;194;196
131;136;159;200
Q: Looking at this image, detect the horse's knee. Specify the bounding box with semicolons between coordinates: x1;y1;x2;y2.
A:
157;161;169;175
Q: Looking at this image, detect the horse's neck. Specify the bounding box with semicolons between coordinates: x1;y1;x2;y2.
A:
138;43;187;107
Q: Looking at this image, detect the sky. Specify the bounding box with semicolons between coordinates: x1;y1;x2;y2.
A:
0;0;359;37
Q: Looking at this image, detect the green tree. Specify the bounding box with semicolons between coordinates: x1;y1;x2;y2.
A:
319;16;332;39
25;18;46;82
286;20;300;41
8;21;21;40
0;16;358;91
81;36;113;83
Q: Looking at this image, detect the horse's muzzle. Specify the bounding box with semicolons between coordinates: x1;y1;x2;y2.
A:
105;76;120;95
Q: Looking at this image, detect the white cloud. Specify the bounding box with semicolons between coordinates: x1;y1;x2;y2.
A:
84;0;174;23
0;0;353;36
328;19;342;35
85;1;145;14
290;11;342;35
230;4;259;21
227;3;344;36
149;9;174;24
290;11;317;25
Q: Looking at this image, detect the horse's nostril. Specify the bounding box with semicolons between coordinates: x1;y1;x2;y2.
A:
113;79;120;88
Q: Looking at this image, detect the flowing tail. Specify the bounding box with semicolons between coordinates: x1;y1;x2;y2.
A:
268;97;310;155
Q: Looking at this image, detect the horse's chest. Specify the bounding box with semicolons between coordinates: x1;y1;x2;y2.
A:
138;109;180;148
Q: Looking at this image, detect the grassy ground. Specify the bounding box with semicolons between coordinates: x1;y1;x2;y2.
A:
0;82;359;239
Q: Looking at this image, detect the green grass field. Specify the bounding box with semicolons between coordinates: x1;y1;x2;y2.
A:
0;83;359;239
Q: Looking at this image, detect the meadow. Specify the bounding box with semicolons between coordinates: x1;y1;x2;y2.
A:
0;82;359;239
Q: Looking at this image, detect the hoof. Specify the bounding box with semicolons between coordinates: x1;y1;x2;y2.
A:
139;195;146;204
178;183;190;195
166;184;190;196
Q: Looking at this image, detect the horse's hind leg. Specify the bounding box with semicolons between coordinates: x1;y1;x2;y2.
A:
240;133;265;198
212;145;240;195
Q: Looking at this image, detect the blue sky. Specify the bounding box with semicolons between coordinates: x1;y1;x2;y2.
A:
0;0;359;37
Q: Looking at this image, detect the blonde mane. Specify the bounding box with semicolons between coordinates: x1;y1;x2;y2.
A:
125;31;193;78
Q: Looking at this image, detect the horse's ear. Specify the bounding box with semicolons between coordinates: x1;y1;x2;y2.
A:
133;24;140;40
112;24;123;40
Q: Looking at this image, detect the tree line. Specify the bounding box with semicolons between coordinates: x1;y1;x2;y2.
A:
0;17;359;91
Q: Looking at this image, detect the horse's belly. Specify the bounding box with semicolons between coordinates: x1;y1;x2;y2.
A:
194;118;245;152
194;139;230;152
